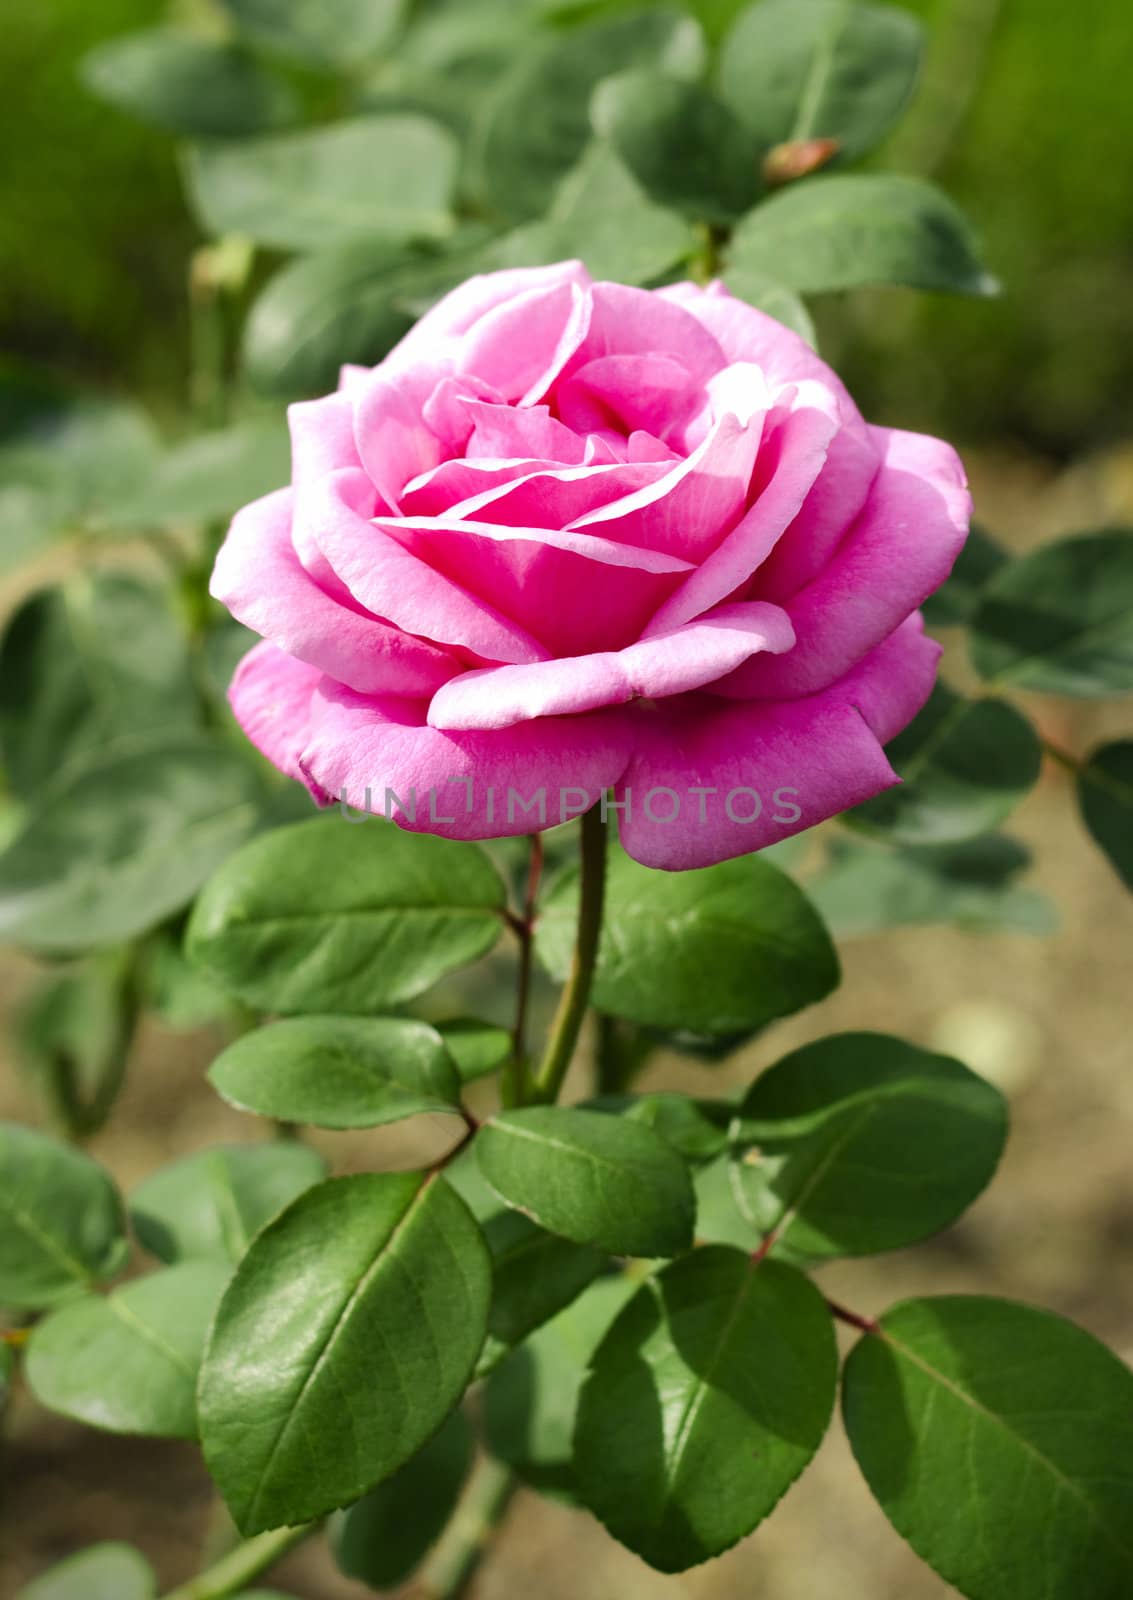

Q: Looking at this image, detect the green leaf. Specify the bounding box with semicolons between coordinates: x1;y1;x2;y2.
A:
921;523;1008;629
0;735;262;953
483;1275;634;1496
809;834;1057;937
478;1107;695;1257
480;1210;606;1369
1077;741;1133;890
469;9;704;222
0;1123;127;1310
436;1018;512;1084
140;931;238;1032
843;1296;1133;1600
720;266;816;344
693;1152;760;1249
130;1143;328;1266
0;573;200;797
332;1411;473;1588
615;1093;731;1163
729;174;996;295
488;142;695;285
115;419;291;528
590;69;760;224
198;1171;491;1534
242;240;469;397
186;817;506;1014
969;528;1133;695
16;952;138;1138
717;0;923;161
223;0;406;69
848;683;1042;845
17;1544;155;1600
79;29;299;139
574;1249;837;1571
184;116;459;252
25;1262;230;1439
729;1032;1007;1260
536;844;838;1034
209;1015;464;1129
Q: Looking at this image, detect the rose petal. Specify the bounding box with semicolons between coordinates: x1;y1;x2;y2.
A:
554;353;703;445
211;488;460;696
301;469;549;665
376;511;693;656
427;601;795;730
615;616;941;870
554;282;727;395
462;400;594;464
352;364;450;507
228;641;324;796
384;261;592;373
289;392;363;484
298;680;633;839
718;425;969;698
456;280;588;402
440;459;671;531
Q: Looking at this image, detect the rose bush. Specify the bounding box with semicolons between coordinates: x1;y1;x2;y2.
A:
214;261;968;868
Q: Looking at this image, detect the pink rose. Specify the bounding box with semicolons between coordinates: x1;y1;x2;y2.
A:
213;263;968;869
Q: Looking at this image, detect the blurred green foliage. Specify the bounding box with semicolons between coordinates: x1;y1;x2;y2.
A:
1;0;1131;452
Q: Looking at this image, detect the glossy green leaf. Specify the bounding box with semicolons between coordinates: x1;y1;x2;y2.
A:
477;1107;695;1257
717;0;923;161
729;174;995;295
242;240;475;397
198;1171;490;1534
332;1411;473;1588
209;1015;463;1128
187;818;506;1013
0;1123;127;1310
185;116;459;251
0;574;200;797
1077;741;1133;890
80;29;299;138
469;9;704;222
592;1092;731;1163
25;1262;229;1439
0;735;262;952
17;1544;155;1600
720;265;816;344
591;69;760;223
810;835;1057;937
483;1275;634;1496
693;1152;759;1249
729;1033;1007;1260
115;419;291;528
575;1249;837;1571
843;1296;1133;1599
130;1143;328;1266
223;0;406;68
969;529;1133;695
480;1209;606;1370
536;845;839;1034
849;683;1042;844
436;1018;512;1084
921;523;1008;629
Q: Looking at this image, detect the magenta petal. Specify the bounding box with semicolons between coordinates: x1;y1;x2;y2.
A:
211;488;460;696
555;352;702;443
721;425;970;699
288;393;362;484
300;470;549;665
643;399;836;635
376;512;693;656
387;262;592;372
427;601;795;730
556;282;727;393
441;460;670;531
463;400;592;464
456;281;587;402
298;680;633;839
228;641;324;795
352;364;449;507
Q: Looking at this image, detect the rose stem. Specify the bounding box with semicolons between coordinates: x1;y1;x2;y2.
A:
530;804;608;1105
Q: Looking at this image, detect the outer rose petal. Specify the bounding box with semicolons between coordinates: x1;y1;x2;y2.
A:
616;614;942;870
301;469;549;665
427;601;795;730
385;261;592;374
228;642;323;795
377;513;692;657
297;681;633;839
719;425;970;699
211;488;460;696
352;365;449;507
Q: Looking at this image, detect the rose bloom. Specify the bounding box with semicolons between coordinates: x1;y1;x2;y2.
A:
213;263;968;870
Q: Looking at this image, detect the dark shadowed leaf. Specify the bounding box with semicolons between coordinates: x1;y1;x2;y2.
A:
843;1296;1133;1600
574;1249;837;1570
223;0;407;68
921;523;1008;628
729;1032;1007;1260
479;1209;606;1371
1077;740;1133;889
198;1172;490;1533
